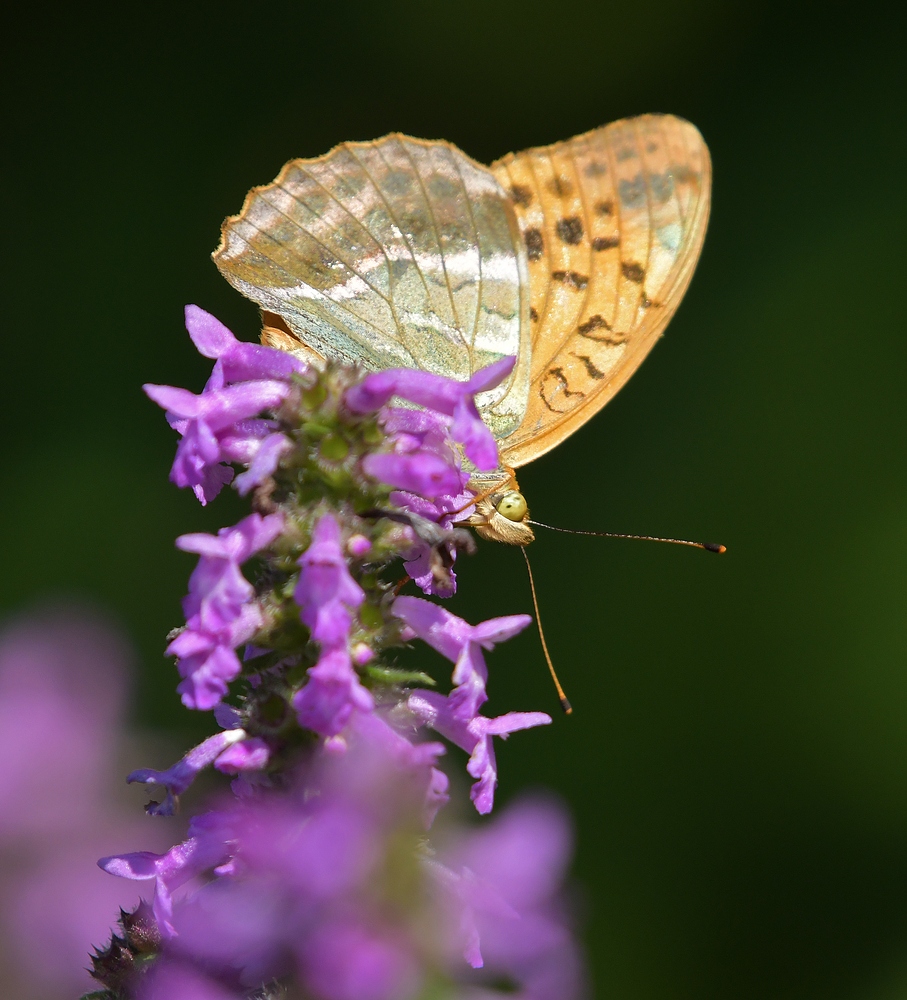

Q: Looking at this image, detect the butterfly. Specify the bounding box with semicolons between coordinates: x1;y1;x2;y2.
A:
213;114;711;546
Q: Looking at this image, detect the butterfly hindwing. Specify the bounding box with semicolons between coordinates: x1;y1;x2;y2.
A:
214;135;532;440
491;114;711;467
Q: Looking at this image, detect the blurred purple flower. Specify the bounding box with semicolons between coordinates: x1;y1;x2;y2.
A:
140;960;241;1000
100;812;231;939
103;724;582;999
0;607;177;997
300;919;422;1000
433;797;585;998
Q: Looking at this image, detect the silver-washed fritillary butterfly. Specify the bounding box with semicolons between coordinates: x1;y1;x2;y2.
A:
213;115;711;546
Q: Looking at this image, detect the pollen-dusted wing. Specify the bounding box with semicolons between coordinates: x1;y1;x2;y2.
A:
214;116;710;463
491;114;711;467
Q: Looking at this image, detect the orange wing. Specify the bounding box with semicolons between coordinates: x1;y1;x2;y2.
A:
491;114;711;467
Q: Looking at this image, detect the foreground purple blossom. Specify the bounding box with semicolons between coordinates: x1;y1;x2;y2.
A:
102;726;582;1000
88;308;583;999
0;607;178;998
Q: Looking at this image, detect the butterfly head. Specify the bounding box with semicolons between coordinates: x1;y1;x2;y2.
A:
467;489;535;546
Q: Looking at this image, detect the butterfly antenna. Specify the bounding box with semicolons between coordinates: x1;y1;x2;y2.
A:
521;546;573;715
527;521;726;554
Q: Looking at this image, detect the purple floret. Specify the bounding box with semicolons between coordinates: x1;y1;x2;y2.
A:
393;596;532;720
170;512;284;710
408;690;551;815
144;305;303;505
345;356;515;471
291;514;374;736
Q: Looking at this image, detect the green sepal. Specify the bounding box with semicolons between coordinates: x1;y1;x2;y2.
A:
366;665;436;687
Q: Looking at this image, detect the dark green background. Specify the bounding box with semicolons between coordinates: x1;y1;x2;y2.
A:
4;2;907;996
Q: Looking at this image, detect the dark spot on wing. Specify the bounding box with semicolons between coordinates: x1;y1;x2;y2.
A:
671;164;696;184
646;141;659;153
556;216;584;245
552;270;589;290
594;200;614;216
382;170;413;197
540;367;584;412
618;175;646;209
577;315;627;345
641;294;662;309
648;172;675;203
524;227;544;261
330;173;365;198
591;235;619;251
428;176;459;200
578;314;612;334
616;146;637;162
390;259;411;282
529;307;539;322
571;353;606;380
621;262;646;284
509;184;532;206
584;161;607;177
547;176;573;197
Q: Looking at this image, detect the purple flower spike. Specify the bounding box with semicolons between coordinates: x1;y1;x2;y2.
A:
345;357;516;471
408;691;551;814
127;729;249;816
349;711;449;828
294;515;365;645
393;596;532;720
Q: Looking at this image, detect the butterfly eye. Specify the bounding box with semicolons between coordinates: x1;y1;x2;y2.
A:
496;491;528;522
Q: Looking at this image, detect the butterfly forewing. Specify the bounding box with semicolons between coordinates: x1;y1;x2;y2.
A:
491;114;711;467
214;135;532;440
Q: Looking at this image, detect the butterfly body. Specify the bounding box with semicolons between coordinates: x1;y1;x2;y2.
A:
214;115;711;541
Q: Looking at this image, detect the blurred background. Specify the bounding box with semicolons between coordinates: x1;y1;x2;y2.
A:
3;1;907;996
